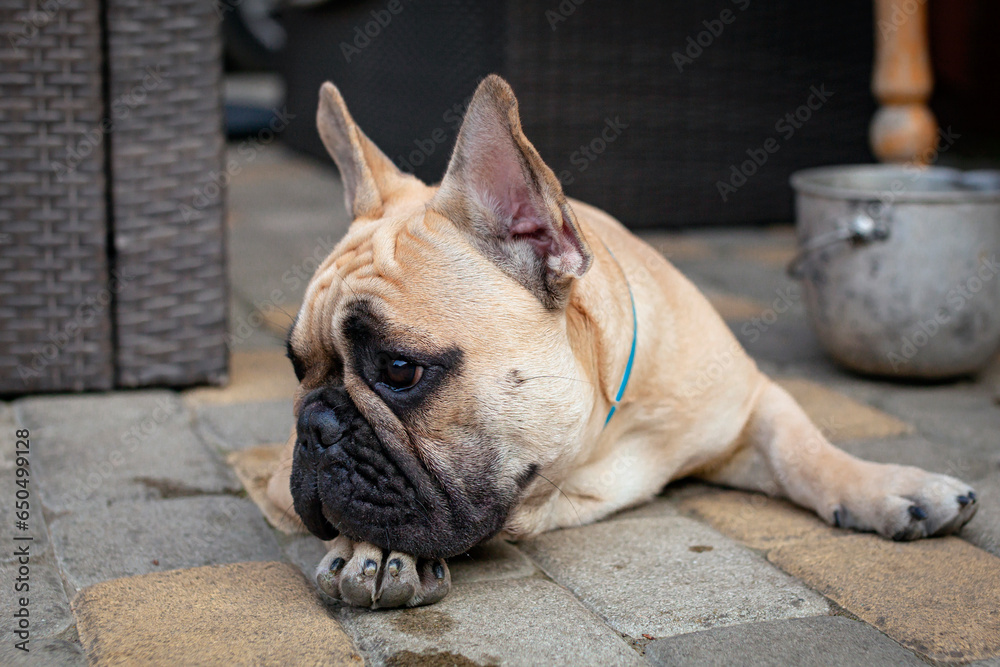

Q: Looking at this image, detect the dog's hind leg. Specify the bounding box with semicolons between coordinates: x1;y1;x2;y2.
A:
699;380;978;540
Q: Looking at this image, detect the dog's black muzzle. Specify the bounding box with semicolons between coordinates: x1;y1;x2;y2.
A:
289;386;509;558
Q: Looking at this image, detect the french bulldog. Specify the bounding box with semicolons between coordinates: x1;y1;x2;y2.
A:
267;74;978;609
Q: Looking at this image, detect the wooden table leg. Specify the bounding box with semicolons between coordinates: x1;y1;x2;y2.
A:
869;0;938;164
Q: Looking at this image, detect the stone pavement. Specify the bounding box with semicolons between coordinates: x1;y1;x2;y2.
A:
2;143;999;666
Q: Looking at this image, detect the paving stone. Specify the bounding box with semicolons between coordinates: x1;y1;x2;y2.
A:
280;533;330;580
680;490;837;551
731;243;798;268
639;232;715;262
732;318;829;367
672;254;803;308
337;578;645;666
448;538;537;585
0;636;85;666
227;443;304;533
872;386;1000;476
959;473;1000;558
768;535;1000;663
195;400;295;451
184;348;298;406
0;553;74;646
15;392;238;513
50;496;282;595
73;562;362;665
775;377;913;442
704;291;769;322
645;616;923;666
519;517;829;639
839;433;995;484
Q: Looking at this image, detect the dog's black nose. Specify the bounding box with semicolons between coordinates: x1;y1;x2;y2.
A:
299;402;347;452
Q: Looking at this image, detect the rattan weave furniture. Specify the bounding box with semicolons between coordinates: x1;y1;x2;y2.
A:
0;0;228;395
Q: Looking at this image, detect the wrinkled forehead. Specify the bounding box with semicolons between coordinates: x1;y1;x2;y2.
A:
291;208;542;358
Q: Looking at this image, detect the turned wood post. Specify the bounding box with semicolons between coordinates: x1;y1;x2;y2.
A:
869;0;938;163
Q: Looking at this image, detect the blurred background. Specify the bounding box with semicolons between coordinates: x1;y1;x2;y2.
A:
2;0;1000;393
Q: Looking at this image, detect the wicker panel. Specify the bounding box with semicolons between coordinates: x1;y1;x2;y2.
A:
0;0;114;394
105;0;228;387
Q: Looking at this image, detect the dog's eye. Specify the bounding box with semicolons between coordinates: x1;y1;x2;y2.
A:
376;353;424;391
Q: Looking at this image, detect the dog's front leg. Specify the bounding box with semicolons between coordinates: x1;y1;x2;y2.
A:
314;536;450;608
701;380;978;540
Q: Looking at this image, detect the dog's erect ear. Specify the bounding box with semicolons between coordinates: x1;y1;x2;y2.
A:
317;82;411;219
433;75;593;309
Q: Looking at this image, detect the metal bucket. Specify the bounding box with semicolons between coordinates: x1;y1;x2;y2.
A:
789;165;1000;379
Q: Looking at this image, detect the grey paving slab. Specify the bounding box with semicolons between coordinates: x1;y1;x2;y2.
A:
0;637;85;666
730;318;829;367
870;385;1000;476
959;473;1000;558
0;553;74;646
194;399;295;450
278;532;329;580
838;433;996;484
49;496;281;596
519;517;830;639
337;578;646;667
447;538;537;585
15;392;239;512
644;616;923;667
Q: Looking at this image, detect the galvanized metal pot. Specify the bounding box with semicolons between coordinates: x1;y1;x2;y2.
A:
789;165;1000;379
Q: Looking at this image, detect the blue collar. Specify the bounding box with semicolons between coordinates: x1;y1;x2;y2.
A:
602;246;637;427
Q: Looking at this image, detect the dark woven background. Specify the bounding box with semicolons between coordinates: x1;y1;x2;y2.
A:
279;0;875;227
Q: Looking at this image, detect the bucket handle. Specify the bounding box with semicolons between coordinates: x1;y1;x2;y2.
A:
787;212;890;279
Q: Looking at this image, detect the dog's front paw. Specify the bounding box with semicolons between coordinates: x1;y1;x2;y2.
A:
832;466;978;541
314;536;451;608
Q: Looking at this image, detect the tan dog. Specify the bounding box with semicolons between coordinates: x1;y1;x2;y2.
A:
267;75;978;609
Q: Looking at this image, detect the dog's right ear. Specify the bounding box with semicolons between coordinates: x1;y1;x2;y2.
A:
317;82;411;220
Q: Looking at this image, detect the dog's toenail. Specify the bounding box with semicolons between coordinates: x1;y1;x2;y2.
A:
957;495;971;506
968;491;976;502
388;559;402;576
363;559;378;577
908;505;928;520
433;563;445;580
329;557;345;573
833;509;842;528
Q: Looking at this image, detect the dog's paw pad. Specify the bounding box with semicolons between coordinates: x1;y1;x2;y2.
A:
314;537;450;608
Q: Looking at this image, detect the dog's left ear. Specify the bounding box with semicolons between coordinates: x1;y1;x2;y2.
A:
433;75;593;309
